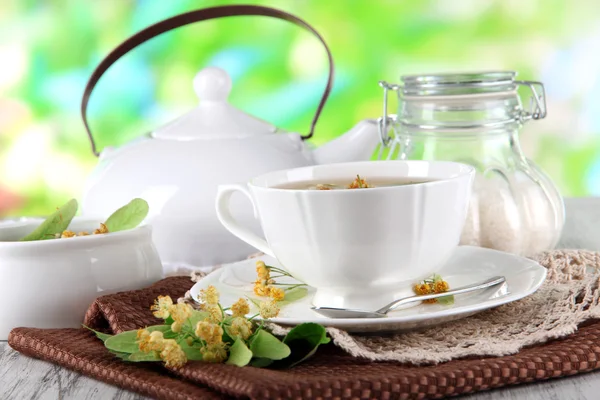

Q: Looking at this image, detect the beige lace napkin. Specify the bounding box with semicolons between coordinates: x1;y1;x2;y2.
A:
179;249;600;365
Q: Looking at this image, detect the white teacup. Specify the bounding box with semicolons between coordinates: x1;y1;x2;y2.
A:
216;160;475;311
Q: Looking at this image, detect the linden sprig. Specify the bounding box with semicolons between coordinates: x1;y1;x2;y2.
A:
86;285;329;369
253;260;308;302
413;274;454;305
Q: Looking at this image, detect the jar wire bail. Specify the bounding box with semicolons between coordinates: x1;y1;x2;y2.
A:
377;80;402;159
515;80;547;122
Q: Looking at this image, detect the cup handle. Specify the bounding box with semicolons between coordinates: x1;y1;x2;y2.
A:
215;184;275;257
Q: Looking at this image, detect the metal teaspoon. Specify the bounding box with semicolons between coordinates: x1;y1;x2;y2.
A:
310;275;506;319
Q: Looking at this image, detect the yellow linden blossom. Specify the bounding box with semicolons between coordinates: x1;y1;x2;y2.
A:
159;339;187;368
171;321;182;333
61;230;76;238
195;321;224;345
413;283;431;296
136;328;150;342
150;295;173;319
433;280;449;293
169;303;193;324
268;286;285;301
198;285;219;305
200;343;228;363
205;304;223;323
230;298;250;317
78;231;90;236
229;317;253;340
253;279;270;297
138;330;165;353
94;223;109;234
259;300;280;319
256;260;270;279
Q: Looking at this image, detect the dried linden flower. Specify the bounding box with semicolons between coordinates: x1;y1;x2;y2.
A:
60;230;76;238
259;300;280;319
348;174;371;189
268;287;285;301
198;285;219;305
168;303;193;324
315;184;332;190
150;295;173;319
94;223;109;235
229;317;253;340
160;339;187;368
231;298;250;318
200;343;228;363
195;321;224;345
78;231;90;236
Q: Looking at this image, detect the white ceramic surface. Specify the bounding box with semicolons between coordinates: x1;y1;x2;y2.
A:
215;160;475;310
0;217;163;340
81;66;381;269
190;246;547;333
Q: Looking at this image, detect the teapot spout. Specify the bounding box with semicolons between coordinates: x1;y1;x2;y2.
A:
312;119;380;165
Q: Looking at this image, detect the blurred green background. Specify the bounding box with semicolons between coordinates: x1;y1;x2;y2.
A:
0;0;598;216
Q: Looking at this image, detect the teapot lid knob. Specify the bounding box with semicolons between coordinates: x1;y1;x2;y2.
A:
193;66;231;102
151;65;277;140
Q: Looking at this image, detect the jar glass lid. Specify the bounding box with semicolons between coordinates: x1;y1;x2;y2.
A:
400;71;518;96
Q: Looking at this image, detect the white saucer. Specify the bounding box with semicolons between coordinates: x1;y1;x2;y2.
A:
190;246;547;333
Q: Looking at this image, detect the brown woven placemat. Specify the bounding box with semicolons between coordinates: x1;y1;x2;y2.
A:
8;276;600;399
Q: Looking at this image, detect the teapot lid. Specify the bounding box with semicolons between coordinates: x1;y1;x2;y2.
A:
151;67;277;140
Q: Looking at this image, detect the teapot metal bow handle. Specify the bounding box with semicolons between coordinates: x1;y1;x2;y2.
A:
81;4;335;157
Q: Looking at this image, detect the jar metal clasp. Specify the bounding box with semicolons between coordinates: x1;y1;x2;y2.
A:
376;80;401;158
515;80;547;121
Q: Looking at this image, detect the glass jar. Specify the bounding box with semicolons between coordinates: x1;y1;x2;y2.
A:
376;71;565;257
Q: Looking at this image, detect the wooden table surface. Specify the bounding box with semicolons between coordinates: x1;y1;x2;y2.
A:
2;197;599;400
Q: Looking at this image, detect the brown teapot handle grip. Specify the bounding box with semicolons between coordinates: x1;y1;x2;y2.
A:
81;4;334;156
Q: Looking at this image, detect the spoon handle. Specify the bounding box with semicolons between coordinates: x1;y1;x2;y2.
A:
376;275;506;314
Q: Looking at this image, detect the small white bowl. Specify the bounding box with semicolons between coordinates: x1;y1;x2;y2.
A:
0;217;163;339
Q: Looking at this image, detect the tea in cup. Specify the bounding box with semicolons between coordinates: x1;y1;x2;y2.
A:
215;160;475;311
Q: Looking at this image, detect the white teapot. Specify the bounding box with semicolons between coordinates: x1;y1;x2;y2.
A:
79;5;381;268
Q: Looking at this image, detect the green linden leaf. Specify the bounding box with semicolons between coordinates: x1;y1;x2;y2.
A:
19;198;78;241
179;340;205;361
104;198;149;233
82;324;112;342
437;295;455;305
249;329;291;360
226;338;253;367
104;325;171;354
186;310;209;330
278;287;308;306
109;350;134;360
270;323;330;369
221;327;236;345
127;351;162;362
250;357;273;368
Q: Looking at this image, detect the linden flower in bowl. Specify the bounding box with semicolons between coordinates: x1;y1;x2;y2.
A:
0;198;163;339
